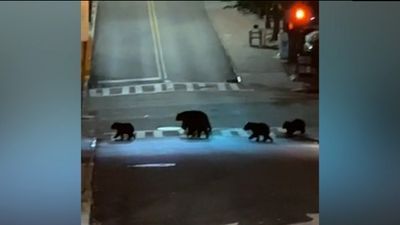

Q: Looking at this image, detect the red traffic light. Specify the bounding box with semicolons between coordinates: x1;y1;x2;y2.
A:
295;8;306;20
288;3;312;26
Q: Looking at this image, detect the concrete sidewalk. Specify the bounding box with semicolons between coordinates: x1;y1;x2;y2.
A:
204;1;305;91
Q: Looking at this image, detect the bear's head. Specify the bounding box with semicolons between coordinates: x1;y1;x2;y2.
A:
111;122;120;130
282;121;291;129
243;122;253;130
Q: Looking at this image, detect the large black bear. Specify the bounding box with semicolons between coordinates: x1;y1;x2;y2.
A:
176;110;212;138
111;122;136;141
243;122;273;143
282;119;306;137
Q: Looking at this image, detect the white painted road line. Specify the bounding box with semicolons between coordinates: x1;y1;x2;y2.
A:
102;88;110;96
165;82;174;91
148;1;162;80
153;130;163;138
98;77;162;84
186;83;194;92
122;86;130;95
218;83;227;91
229;83;240;91
128;163;176;168
88;83;253;97
88;89;98;97
136;131;146;139
154;83;162;92
135;85;143;94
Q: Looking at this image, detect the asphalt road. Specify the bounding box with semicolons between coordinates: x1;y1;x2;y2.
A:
91;1;234;85
91;137;319;225
86;1;319;224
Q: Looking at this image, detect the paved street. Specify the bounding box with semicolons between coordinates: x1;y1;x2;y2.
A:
85;1;319;224
91;1;234;85
92;137;318;225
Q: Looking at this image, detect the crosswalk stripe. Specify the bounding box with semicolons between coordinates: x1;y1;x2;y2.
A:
153;130;163;138
154;83;162;92
88;82;253;97
217;83;227;91
103;88;110;96
122;86;130;95
186;83;194;92
165;82;174;91
135;86;143;94
229;83;240;91
89;89;98;97
102;127;318;143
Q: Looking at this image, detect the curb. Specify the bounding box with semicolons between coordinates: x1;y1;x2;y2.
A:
90;1;99;39
81;138;97;225
103;127;319;143
203;2;242;83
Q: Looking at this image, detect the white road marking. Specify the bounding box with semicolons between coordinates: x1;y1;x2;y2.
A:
153;130;163;138
88;82;253;97
136;131;146;139
229;83;240;91
89;89;98;97
157;126;183;131
102;128;319;144
147;1;162;80
150;1;168;81
98;77;161;84
135;85;143;94
165;82;174;91
287;213;319;225
186;83;194;91
102;88;110;96
122;86;130;95
154;83;162;92
128;163;176;168
217;83;227;91
221;130;233;137
224;222;238;225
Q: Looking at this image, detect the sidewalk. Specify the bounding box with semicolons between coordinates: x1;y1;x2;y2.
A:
204;1;304;91
204;1;318;140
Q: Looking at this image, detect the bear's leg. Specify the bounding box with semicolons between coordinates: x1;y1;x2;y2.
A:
187;127;195;138
255;135;260;142
195;128;202;138
262;134;268;142
301;127;306;134
128;132;134;140
205;130;209;139
113;132;120;139
249;134;256;140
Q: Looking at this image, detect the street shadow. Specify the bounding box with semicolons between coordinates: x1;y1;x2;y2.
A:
275;132;319;143
108;139;135;144
179;136;213;142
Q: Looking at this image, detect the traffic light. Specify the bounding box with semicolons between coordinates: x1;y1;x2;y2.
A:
288;3;313;29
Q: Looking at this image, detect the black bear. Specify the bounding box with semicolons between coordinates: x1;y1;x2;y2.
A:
176;110;212;138
243;122;273;143
282;119;306;137
110;122;136;141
